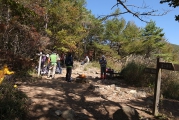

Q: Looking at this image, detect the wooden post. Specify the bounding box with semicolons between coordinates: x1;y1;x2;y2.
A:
145;57;179;115
153;57;162;116
38;52;42;77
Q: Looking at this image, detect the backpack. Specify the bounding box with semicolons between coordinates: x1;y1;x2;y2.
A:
65;56;73;66
41;56;46;63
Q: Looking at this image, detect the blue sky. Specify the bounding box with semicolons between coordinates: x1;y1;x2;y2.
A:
85;0;179;45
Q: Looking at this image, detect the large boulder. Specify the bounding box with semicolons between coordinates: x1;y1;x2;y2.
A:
113;105;140;120
61;109;76;120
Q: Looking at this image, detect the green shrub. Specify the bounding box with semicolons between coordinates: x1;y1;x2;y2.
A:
120;61;155;87
163;80;179;99
0;82;28;120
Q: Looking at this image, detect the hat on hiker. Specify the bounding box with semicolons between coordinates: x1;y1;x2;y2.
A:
46;54;49;57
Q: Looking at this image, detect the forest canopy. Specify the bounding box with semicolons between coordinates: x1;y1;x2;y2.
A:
0;0;179;69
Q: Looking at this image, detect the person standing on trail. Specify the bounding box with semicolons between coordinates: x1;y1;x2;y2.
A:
84;55;90;64
99;55;107;79
47;50;58;79
41;54;48;75
81;55;90;65
65;52;73;82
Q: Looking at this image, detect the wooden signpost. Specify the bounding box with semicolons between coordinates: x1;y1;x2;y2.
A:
36;52;47;77
144;68;156;74
144;57;179;116
37;52;43;77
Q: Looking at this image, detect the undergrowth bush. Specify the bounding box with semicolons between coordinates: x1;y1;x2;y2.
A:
120;55;179;100
0;81;28;120
120;61;155;87
161;71;179;100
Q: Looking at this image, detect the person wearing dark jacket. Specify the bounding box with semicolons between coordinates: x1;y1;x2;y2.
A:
99;55;107;79
65;52;73;82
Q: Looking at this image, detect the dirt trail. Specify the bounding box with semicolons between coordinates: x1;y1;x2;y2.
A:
18;62;179;120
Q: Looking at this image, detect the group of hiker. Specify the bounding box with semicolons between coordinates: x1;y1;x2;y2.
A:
39;49;107;82
39;50;72;82
40;51;64;76
0;49;107;85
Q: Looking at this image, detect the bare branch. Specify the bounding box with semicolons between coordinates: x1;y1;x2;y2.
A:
100;0;171;22
97;12;128;21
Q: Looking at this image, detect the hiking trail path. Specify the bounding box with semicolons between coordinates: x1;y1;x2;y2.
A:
18;62;179;120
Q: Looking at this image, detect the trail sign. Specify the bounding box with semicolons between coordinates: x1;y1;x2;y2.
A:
159;62;179;71
36;52;45;77
173;64;179;71
144;57;179;116
159;62;174;70
144;68;156;74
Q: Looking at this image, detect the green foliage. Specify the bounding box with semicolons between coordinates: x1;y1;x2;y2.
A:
44;0;89;53
170;43;179;57
121;21;143;55
141;20;166;58
103;17;126;55
45;29;53;36
153;43;179;62
2;0;178;65
120;61;154;87
0;82;28;120
104;17;126;43
2;0;36;19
